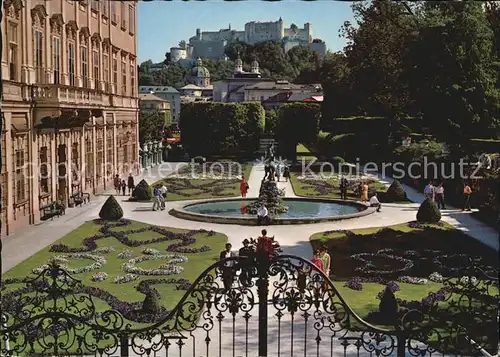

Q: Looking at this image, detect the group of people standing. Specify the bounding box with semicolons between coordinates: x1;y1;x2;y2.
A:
424;181;473;211
218;230;278;290
114;174;135;196
152;183;168;211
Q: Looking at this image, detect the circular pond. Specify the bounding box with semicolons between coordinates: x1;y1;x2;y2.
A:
169;197;375;225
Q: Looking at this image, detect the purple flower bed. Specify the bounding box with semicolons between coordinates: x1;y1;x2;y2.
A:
344;277;363;291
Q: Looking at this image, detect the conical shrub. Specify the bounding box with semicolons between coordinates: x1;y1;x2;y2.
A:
416;198;441;223
384;179;407;202
142;290;161;314
379;286;398;323
99;195;123;220
132;179;153;201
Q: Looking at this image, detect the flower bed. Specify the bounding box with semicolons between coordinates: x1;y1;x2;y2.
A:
2;219;227;326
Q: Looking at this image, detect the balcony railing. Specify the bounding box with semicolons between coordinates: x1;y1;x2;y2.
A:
32;84;111;107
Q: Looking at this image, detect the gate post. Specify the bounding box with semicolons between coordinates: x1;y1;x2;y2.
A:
396;333;406;357
256;255;270;357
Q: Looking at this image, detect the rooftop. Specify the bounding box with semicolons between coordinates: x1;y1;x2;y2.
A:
139;86;180;94
139;93;170;102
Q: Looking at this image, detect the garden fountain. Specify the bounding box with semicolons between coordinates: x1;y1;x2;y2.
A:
169;179;375;225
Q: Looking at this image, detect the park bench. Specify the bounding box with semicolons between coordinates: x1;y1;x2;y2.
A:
40;202;65;221
69;192;91;207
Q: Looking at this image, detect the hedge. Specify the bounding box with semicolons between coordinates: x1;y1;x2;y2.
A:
180;102;265;156
276;103;320;157
468;139;500;154
321;116;424;136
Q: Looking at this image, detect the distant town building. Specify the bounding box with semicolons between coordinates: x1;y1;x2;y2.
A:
139;93;171;116
139;86;181;123
262;91;324;110
175;18;325;61
213;57;315;103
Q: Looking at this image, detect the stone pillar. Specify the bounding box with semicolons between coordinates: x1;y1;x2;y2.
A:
67;131;73;200
4;113;14;235
103;115;108;190
113;113;118;174
81;127;86;192
44;15;51;84
51;132;58;202
91;116;97;195
61;20;68;86
29;124;40;224
22;4;33;83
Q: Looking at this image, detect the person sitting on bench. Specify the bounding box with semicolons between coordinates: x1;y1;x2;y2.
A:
369;193;382;212
257;203;270;224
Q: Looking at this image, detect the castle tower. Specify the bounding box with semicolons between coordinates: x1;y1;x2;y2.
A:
196;28;201;40
251;60;260;74
235;52;243;73
279;17;284;39
304;23;312;42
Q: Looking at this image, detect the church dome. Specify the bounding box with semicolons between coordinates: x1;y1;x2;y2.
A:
235;58;243;66
251;60;259;67
191;58;210;78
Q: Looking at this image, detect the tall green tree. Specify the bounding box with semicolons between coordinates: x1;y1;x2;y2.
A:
406;1;499;145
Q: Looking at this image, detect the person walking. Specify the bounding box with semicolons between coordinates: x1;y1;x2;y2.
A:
160;183;168;209
114;174;121;195
424;181;435;201
240;175;249;198
238;239;254;287
319;245;331;277
121;180;126;196
435;182;445;209
127;173;135;195
283;165;290;183
339;177;348;200
152;185;163;211
219;243;236;290
361;182;369;203
463;183;472;211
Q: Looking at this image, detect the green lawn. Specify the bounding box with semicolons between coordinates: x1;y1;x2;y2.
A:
155;162;253;201
309;221;498;322
296;143;318;162
2;220;227;329
290;172;388;200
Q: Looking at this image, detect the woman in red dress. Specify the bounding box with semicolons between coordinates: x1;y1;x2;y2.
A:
311;250;324;272
240;175;249;198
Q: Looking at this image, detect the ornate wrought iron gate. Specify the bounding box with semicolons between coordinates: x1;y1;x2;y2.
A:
1;253;498;357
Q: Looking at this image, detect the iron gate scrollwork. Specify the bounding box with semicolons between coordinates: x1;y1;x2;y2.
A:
1;248;498;357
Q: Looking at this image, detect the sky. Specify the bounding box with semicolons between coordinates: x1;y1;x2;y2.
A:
137;0;356;63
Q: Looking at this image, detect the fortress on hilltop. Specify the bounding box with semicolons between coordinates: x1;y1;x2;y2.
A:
170;18;326;63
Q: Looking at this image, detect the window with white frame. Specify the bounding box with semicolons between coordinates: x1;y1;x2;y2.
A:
113;52;118;91
80;44;88;88
121;55;127;95
34;30;44;84
128;5;134;34
121;1;127;30
8;21;19;81
93;48;100;89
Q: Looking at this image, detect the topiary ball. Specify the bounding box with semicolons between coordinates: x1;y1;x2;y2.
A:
416;198;441;223
385;179;407;202
132;179;153;201
99;195;124;220
142;290;161;314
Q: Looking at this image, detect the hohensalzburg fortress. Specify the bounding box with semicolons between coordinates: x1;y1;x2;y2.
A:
170;18;325;62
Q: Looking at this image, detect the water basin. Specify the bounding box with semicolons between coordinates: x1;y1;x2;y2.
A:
170;198;375;225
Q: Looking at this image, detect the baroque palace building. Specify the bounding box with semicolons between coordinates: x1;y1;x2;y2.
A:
1;0;139;235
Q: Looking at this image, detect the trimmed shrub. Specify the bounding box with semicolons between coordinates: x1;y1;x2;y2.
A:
132;179;153;201
384;180;407;202
416;198;442;223
379;286;398;323
193;156;206;164
142;290;161;314
99;195;124;220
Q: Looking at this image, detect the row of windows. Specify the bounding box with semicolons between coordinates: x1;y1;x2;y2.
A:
7;24;136;96
70;0;135;35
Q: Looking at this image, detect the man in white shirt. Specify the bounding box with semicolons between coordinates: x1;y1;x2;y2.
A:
369;193;381;212
424;181;435;201
257;203;270;224
159;184;168;209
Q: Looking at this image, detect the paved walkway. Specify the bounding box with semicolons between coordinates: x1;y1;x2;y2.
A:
369;170;499;251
